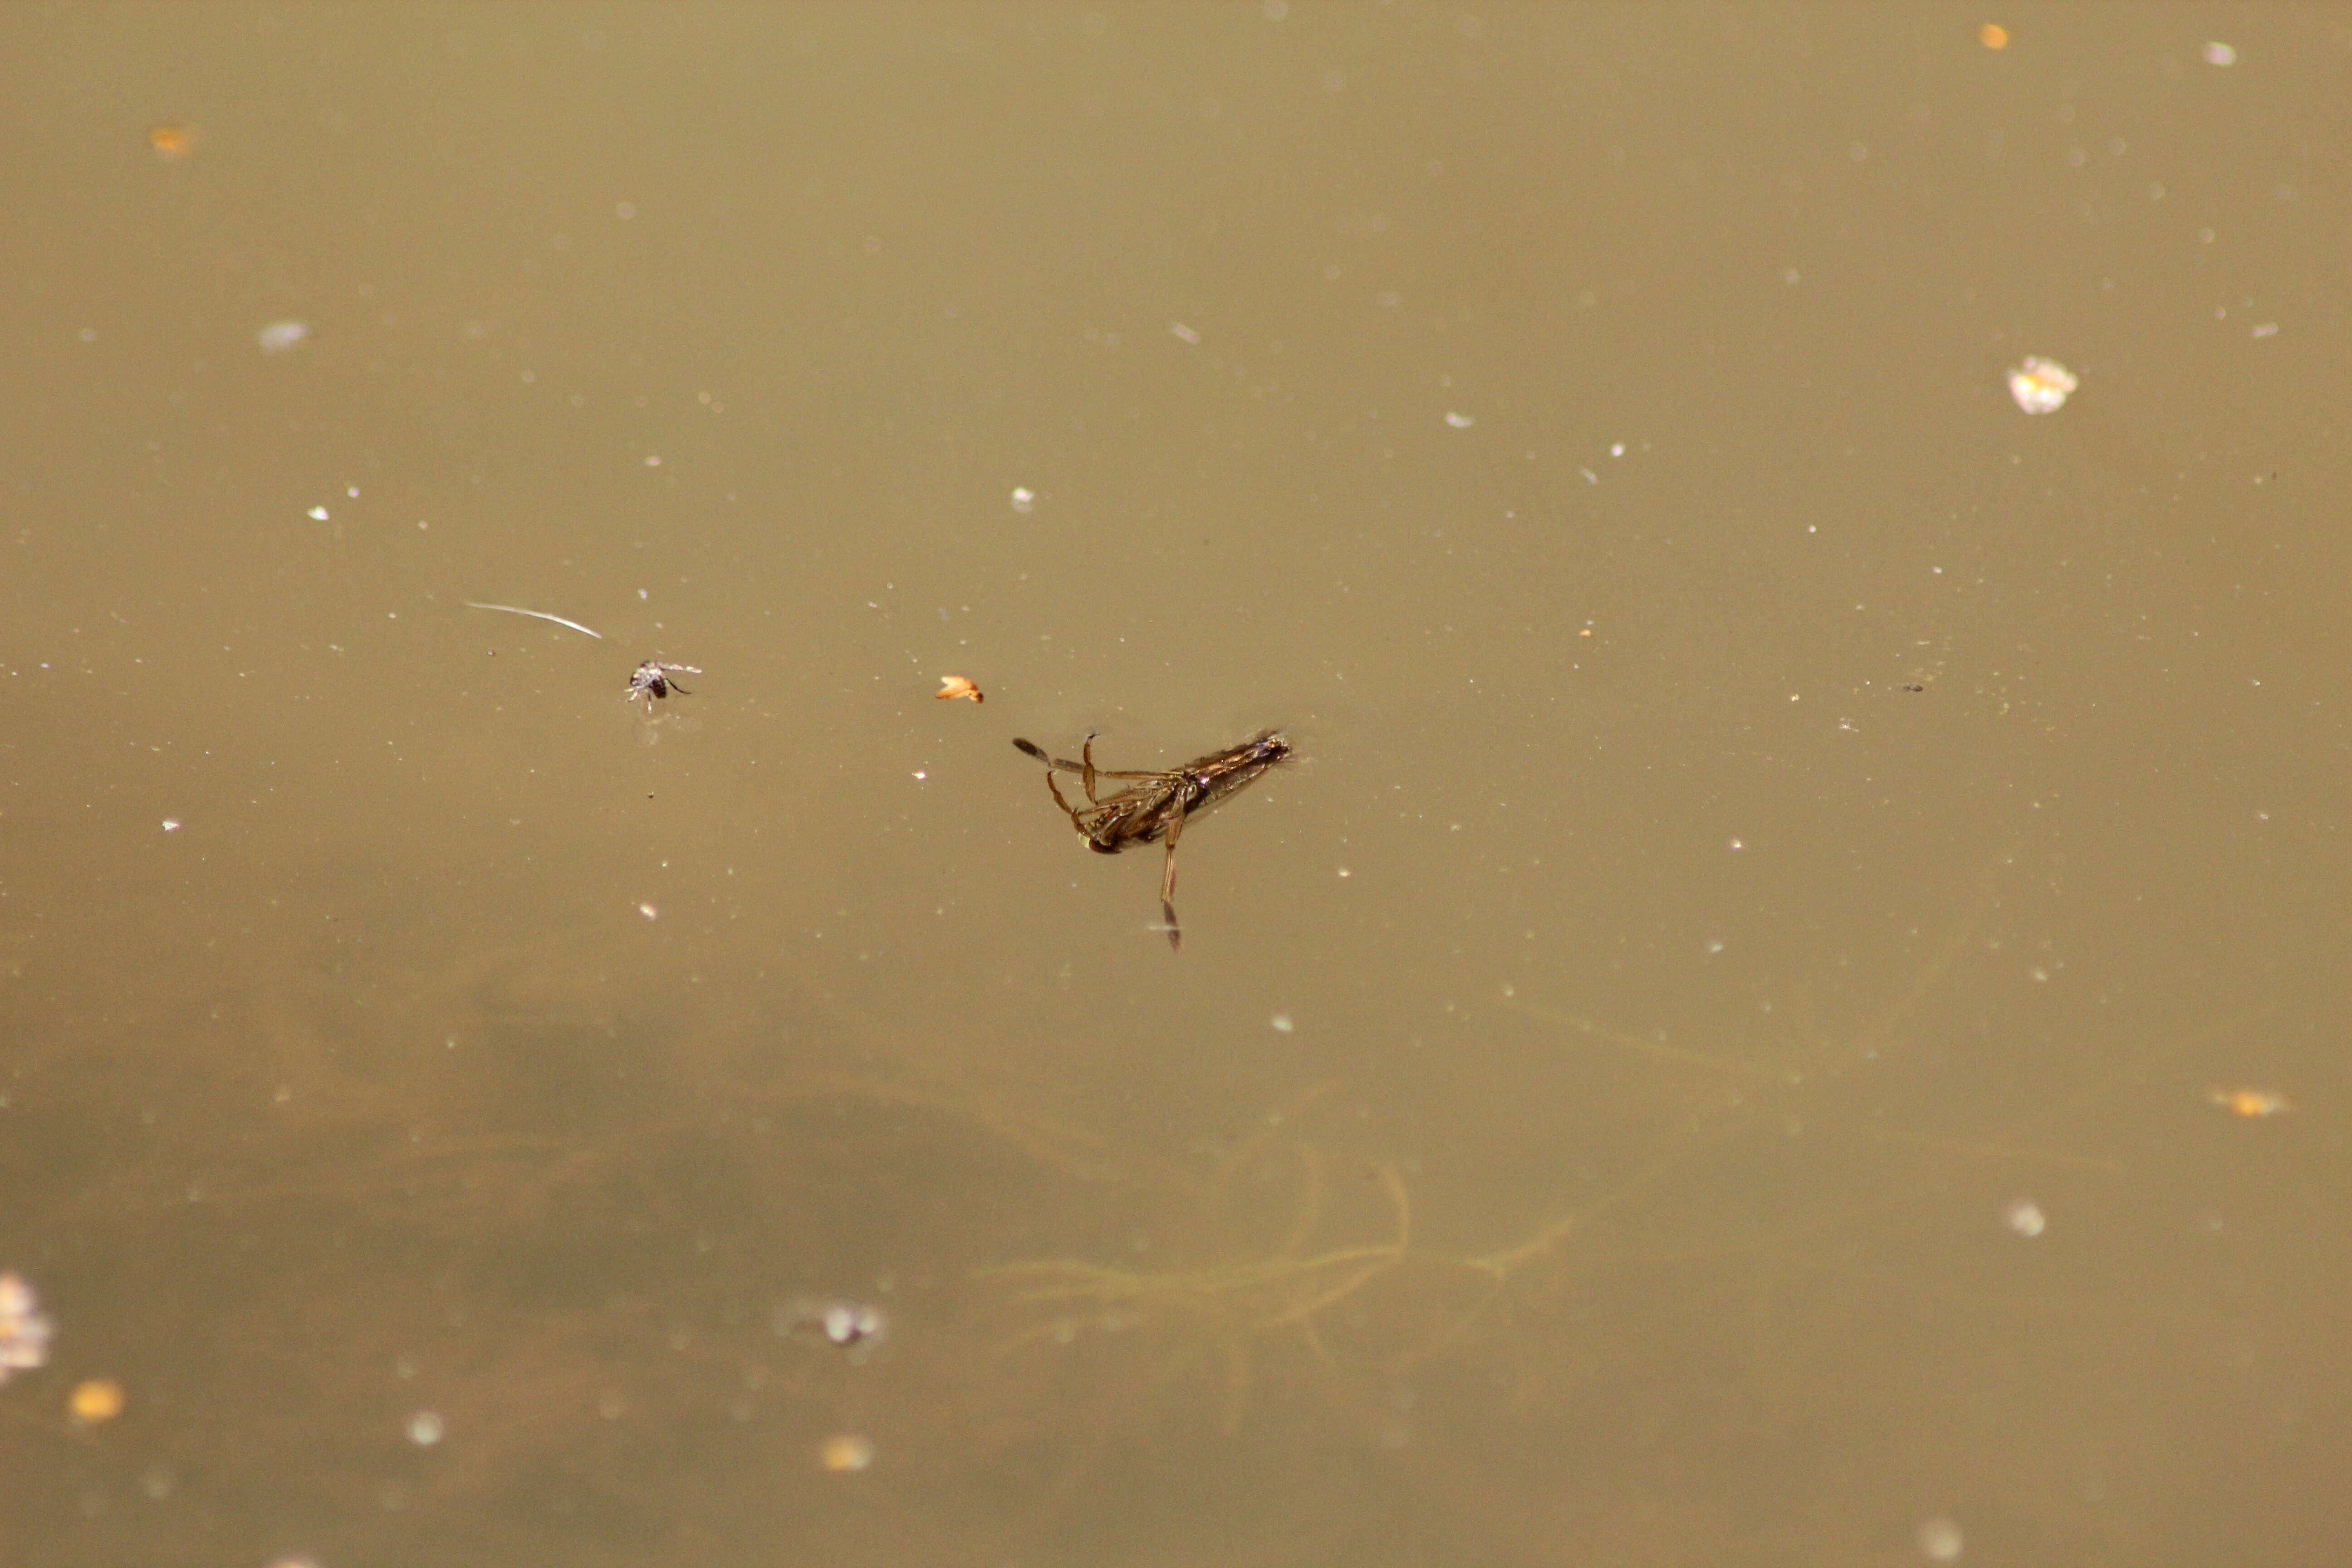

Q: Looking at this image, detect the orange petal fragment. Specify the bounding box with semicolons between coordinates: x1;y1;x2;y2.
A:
934;675;984;703
819;1432;874;1472
70;1378;125;1423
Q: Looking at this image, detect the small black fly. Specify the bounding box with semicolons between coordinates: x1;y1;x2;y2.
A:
627;660;701;710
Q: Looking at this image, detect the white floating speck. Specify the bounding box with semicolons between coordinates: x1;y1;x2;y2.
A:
2251;322;2278;338
406;1411;444;1446
257;320;311;353
1170;321;1200;344
820;1301;887;1346
911;769;926;781
0;1272;54;1383
1010;486;1036;514
1444;412;1475;428
1269;1012;1294;1033
162;818;181;832
2202;41;2236;67
2007;356;2078;414
1917;1516;1964;1561
2004;1198;2047;1238
307;506;330;521
638;903;658;921
644;455;661;466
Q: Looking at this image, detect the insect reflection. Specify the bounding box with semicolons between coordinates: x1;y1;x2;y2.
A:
1011;730;1290;952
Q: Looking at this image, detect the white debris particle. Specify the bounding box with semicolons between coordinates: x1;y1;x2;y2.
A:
1269;1012;1294;1033
406;1411;444;1446
257;320;311;353
2004;1198;2047;1238
162;818;181;832
638;903;658;921
2007;355;2078;414
2251;323;2278;338
1170;321;1200;344
2202;40;2236;67
0;1272;54;1383
308;506;330;521
821;1301;887;1347
1917;1516;1964;1561
1444;412;1475;428
1010;486;1036;514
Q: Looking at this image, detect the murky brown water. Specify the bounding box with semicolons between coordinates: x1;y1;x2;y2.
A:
6;5;2350;1563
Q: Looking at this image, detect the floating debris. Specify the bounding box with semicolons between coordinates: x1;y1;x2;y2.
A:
462;602;603;639
2007;355;2078;414
934;675;984;703
1444;411;1475;428
2003;1197;2047;1238
147;123;199;160
0;1273;53;1384
822;1301;886;1347
1170;321;1201;344
626;660;701;709
257;320;311;354
406;1410;445;1446
1979;23;2009;49
69;1378;125;1424
2207;1087;2289;1117
1916;1516;1965;1563
2203;41;2236;67
1010;486;1037;514
819;1432;875;1473
773;1297;888;1360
